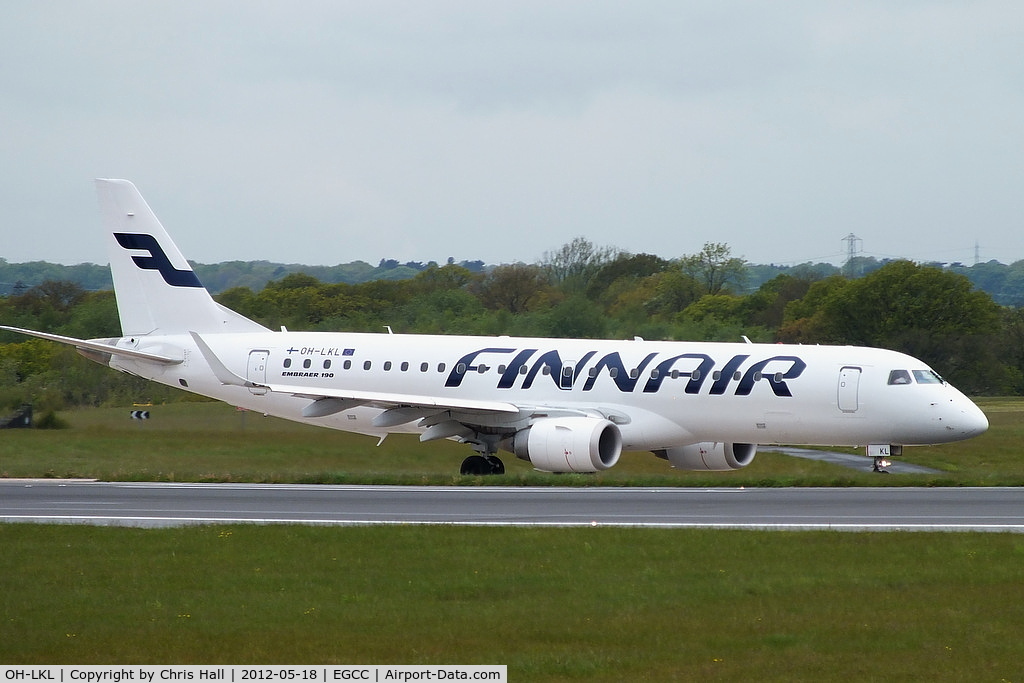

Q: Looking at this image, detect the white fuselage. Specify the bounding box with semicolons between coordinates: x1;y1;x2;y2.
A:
110;331;989;451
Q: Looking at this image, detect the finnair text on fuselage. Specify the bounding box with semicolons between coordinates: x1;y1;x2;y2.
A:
441;347;806;396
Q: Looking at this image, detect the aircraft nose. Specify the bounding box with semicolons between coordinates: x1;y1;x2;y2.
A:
943;396;988;440
962;401;989;437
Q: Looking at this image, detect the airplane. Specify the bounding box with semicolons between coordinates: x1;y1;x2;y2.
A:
1;179;989;475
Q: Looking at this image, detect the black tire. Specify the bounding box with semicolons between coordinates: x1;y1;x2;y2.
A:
460;455;491;476
460;455;505;475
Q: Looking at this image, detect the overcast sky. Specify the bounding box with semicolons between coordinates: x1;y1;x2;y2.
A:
2;2;1022;269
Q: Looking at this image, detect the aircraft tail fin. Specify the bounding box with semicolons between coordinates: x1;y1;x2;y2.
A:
96;179;268;337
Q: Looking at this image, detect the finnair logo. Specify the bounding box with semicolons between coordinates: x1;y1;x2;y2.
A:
114;233;203;288
445;347;807;397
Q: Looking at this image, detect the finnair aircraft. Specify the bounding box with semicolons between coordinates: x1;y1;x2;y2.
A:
2;180;989;474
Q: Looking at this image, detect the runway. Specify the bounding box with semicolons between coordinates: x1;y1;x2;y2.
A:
1;479;1022;531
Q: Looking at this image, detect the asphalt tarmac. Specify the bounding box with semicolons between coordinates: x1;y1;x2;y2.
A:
1;480;1022;531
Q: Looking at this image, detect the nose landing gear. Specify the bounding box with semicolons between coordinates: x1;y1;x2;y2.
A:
868;444;900;473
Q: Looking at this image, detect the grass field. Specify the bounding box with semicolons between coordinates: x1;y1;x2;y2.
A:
1;397;1022;485
2;524;1023;680
2;399;1022;678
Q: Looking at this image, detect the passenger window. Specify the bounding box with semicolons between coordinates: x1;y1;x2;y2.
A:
323;360;331;370
363;361;372;371
888;370;912;385
303;359;312;369
401;362;409;372
344;360;352;370
420;362;428;372
283;358;292;368
383;361;392;371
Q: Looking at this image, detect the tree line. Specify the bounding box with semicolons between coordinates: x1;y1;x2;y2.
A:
5;250;1024;307
2;241;1022;414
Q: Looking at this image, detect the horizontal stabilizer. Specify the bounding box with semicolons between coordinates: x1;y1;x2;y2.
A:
0;325;182;364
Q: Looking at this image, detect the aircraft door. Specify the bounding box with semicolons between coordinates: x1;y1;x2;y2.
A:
247;349;269;395
838;366;861;413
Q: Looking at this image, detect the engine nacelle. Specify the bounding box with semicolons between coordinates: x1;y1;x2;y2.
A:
655;442;757;471
507;417;622;473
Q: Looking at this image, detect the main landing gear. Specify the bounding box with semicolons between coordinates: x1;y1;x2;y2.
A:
459;434;506;476
460;454;506;476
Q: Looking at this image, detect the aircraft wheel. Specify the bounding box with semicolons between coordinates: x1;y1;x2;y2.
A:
460;455;505;475
460;455;491;476
484;455;505;475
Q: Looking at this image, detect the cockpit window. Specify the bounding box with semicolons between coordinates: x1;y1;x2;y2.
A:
888;369;912;385
913;369;944;384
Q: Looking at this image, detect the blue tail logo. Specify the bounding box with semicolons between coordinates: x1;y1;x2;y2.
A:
114;233;203;288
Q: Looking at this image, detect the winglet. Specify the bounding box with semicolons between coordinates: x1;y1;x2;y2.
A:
189;331;260;388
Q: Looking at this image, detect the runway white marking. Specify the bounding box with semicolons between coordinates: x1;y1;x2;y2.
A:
3;514;1023;532
2;481;1022;531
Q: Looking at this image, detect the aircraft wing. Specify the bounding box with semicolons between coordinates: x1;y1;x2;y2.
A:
0;325;183;364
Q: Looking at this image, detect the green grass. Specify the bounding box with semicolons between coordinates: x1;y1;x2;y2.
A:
2;524;1022;680
2;401;1022;678
1;398;1022;485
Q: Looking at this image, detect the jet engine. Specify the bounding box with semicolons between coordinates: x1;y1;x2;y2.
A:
506;417;622;473
654;442;756;471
